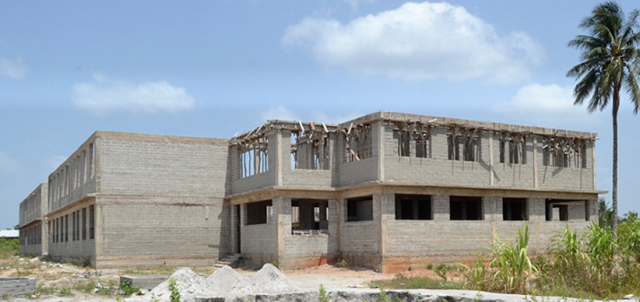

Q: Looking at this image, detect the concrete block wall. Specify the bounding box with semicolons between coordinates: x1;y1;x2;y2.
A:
99;134;228;197
336;121;382;187
240;214;277;268
338;194;381;269
382;123;594;192
48;199;96;265
384;127;492;187
0;278;37;297
381;191;595;272
98;196;228;268
492;136;535;188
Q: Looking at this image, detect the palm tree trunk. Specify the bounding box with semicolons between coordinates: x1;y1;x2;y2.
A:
612;90;620;240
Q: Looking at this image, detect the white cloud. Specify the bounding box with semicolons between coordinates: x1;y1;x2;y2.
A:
261;107;362;125
283;1;542;83
0;152;22;175
493;83;601;127
0;56;28;79
72;73;195;115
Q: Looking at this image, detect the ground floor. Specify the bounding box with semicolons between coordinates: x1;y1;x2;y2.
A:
229;185;598;273
27;186;597;272
19;221;46;257
42;194;229;268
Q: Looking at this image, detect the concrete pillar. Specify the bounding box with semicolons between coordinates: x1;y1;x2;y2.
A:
374;120;385;182
378;193;394;273
528;198;545;253
41;218;49;256
319;201;328;230
327;199;339;262
273;196;291;265
433;195;449;221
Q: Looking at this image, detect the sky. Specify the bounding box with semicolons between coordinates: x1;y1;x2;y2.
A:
1;0;639;229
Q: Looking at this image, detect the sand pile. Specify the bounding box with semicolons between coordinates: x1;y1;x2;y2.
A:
129;267;217;302
206;265;247;294
129;264;304;301
230;263;301;295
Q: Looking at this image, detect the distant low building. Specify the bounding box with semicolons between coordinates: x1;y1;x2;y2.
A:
0;229;19;240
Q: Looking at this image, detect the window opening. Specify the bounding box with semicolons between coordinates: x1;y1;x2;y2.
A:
499;133;527;164
238;134;269;178
246;200;272;225
343;123;373;162
89;205;95;239
82;208;87;240
347;196;373;222
542;136;588;168
450;196;483;220
545;199;579;221
448;127;481;162
503;198;528;221
395;194;432;220
292;199;328;234
392;122;431;158
291;124;330;170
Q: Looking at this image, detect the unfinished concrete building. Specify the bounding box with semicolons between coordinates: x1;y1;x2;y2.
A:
18;183;48;256
18;112;601;272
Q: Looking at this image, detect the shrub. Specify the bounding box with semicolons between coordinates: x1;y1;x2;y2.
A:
169;278;181;302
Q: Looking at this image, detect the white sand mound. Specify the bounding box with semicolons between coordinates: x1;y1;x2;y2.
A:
231;263;301;295
129;267;217;302
206;265;248;294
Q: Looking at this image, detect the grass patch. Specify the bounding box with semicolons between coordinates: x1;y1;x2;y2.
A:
122;266;177;276
370;273;462;290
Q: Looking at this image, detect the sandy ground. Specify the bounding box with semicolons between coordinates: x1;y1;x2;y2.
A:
2;257;396;302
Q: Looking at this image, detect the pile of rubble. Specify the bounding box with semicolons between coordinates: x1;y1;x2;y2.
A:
128;264;313;302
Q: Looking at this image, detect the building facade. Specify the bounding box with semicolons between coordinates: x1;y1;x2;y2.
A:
18;112;601;272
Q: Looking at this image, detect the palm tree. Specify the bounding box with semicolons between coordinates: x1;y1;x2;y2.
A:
567;1;640;239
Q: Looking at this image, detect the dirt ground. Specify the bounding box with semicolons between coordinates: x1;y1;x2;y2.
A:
1;257;400;301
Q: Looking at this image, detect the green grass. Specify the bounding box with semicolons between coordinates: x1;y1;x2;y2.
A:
370;273;462;290
0;238;19;258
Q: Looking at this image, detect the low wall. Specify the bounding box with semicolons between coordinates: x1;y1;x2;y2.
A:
0;278;37;297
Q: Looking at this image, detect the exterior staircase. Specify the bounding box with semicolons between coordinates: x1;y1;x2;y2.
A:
214;253;242;268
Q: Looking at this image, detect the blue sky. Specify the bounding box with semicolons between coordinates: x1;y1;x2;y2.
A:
1;0;639;229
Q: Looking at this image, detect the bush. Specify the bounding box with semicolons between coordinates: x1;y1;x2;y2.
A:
0;238;19;258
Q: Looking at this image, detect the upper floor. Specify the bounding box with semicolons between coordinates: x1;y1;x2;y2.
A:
46;131;229;214
19;183;48;228
229;111;598;195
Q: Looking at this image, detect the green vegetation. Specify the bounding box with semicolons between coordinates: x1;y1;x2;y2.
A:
121;279;140;296
337;259;348;268
371;220;640;299
372;273;461;290
567;1;640;238
319;283;330;302
0;238;19;258
169;277;181;302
